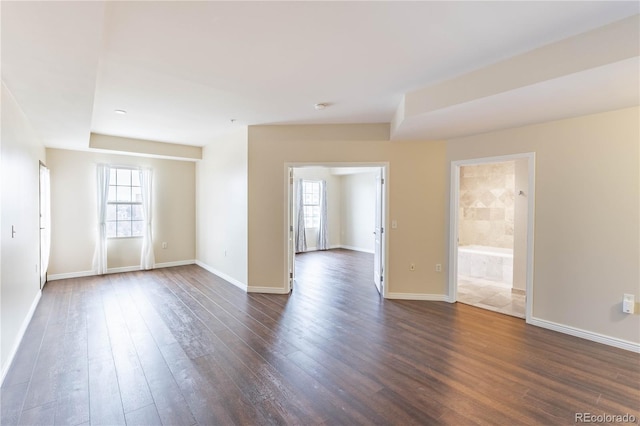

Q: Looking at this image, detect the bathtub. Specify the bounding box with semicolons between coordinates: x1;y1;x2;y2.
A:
458;245;513;285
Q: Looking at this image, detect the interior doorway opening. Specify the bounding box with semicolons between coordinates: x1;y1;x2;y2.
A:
39;161;51;290
449;154;535;320
287;164;387;296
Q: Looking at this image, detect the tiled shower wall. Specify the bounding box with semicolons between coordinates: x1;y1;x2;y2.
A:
459;161;515;249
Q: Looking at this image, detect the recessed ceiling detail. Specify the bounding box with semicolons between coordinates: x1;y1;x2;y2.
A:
1;2;638;150
391;16;640;141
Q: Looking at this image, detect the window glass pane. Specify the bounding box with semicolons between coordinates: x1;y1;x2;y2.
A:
132;204;144;220
108;186;117;202
107;168;148;238
107;205;117;221
132;187;142;203
311;194;319;204
106;222;117;238
304;206;318;228
132;221;144;237
131;171;141;187
117;204;131;220
117;221;131;237
117;169;131;186
117;186;131;202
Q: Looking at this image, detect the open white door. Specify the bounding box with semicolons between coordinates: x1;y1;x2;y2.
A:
288;168;295;292
373;168;384;294
39;162;51;289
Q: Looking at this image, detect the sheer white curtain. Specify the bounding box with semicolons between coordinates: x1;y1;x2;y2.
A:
40;165;51;286
295;179;307;253
317;180;328;250
92;164;110;274
140;168;155;270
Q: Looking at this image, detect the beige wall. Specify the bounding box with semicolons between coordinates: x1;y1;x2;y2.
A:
196;127;248;286
248;124;447;295
447;107;640;344
459;161;515;249
1;83;46;376
47;149;196;275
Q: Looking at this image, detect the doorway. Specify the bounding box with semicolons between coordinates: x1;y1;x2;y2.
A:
39;161;51;289
449;154;535;320
287;164;387;296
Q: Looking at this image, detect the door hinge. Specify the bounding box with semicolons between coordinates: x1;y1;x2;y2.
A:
381;227;384;234
289;272;293;279
381;177;385;184
381;275;384;282
290;225;293;232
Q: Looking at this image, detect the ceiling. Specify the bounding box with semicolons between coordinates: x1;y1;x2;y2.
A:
2;1;639;151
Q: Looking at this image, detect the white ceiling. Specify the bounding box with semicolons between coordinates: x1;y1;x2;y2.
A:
2;1;639;150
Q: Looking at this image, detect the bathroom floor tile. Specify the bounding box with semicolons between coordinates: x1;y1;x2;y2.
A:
457;276;525;318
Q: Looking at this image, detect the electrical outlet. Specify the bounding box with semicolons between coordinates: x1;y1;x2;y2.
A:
409;263;415;271
162;242;168;249
623;294;635;314
435;264;442;272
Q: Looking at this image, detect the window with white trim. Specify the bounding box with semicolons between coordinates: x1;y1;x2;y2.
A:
302;180;320;228
106;168;144;238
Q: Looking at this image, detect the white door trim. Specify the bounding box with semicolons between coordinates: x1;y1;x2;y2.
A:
285;162;390;297
448;153;536;322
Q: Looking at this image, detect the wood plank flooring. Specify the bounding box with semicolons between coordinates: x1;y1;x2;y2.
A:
2;248;639;425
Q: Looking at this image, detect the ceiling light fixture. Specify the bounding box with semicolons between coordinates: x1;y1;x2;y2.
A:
114;109;127;115
314;103;327;110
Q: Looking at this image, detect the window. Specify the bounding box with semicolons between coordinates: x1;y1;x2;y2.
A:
302;180;320;228
106;168;144;238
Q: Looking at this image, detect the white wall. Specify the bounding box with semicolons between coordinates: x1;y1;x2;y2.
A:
47;149;196;276
196;127;248;287
447;107;639;346
340;172;376;253
1;83;46;378
512;158;528;292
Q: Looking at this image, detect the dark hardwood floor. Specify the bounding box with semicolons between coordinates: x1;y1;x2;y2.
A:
2;248;638;425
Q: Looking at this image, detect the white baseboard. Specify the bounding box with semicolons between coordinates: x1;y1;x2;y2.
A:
48;270;95;281
385;292;448;301
194;260;247;291
1;290;42;385
193;261;287;294
47;259;196;281
155;260;196;268
247;286;290;294
338;245;375;254
106;265;141;274
528;317;640;353
298;245;374;254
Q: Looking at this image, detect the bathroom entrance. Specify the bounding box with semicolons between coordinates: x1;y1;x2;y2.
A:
450;154;534;319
